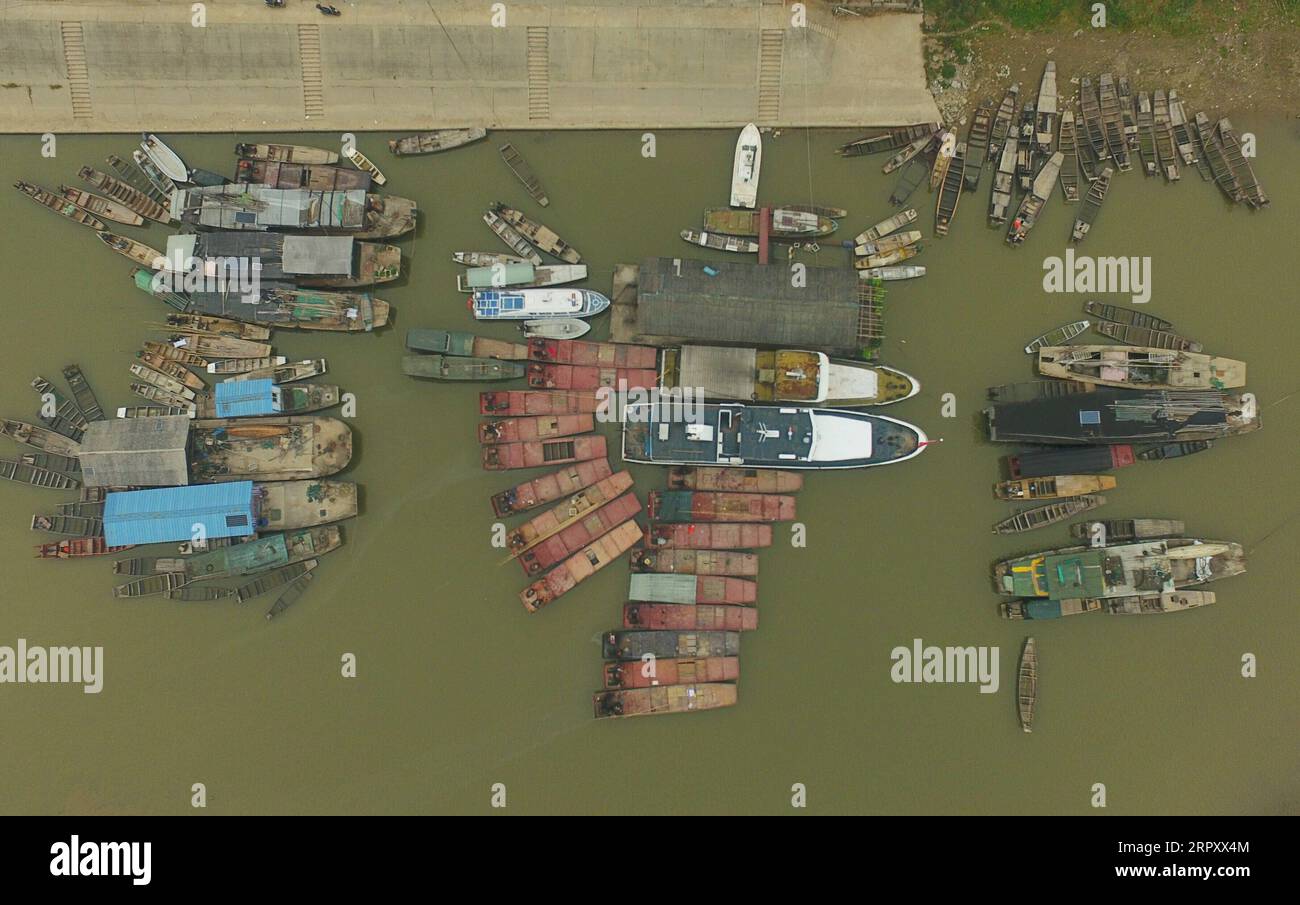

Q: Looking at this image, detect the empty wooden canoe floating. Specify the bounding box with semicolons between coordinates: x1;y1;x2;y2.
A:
388;127;487;156
993;495;1106;534
498;142;549;206
345;148;387;186
1017;638;1037;733
235;143;339;165
1024;319;1090;354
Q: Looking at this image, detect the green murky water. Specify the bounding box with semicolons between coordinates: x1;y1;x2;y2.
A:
0;124;1295;815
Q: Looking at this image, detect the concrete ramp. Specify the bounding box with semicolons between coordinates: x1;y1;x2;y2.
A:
0;0;939;132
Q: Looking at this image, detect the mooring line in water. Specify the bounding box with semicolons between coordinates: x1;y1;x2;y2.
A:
1248;510;1300;555
1264;389;1298;408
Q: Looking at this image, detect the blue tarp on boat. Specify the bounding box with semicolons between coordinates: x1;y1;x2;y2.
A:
103;481;256;547
215;379;277;418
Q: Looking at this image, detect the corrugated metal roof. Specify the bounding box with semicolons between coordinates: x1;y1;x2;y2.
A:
215;379;276;418
78;415;191;488
628;573;700;605
103;481;255;547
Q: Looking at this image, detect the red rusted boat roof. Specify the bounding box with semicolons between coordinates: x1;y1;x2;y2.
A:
479;413;594;445
649;490;796;523
629;548;760;576
519;491;642;575
479;389;600;416
623;603;758;632
645;523;774;549
520;519;642;612
592;683;738;718
481;435;607;471
527;337;658;370
666;466;804;493
602;656;740;689
490;459;614;517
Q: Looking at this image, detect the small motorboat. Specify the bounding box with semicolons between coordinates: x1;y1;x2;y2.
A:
730;123;761;209
346;148;387;186
523;318;591;340
140;133;189;183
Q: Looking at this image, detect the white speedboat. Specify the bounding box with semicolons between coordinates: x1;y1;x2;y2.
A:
730;123;761;208
140;133;189;183
472;288;610;320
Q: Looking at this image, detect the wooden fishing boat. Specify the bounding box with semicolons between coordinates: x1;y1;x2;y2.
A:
1070;518;1184;542
1;420;82;457
203;356;286;376
1152;90;1180;181
402;354;525;381
498;142;549;206
1097;74;1130;170
993;495;1105;534
482;209;543;265
117;404;191;418
965;102;993;190
129;383;196;411
988;135;1018;225
836;124;936;157
31;513;103;537
704;207;836;238
1023;320;1090;354
344;148;386;186
490;459;614;517
1006;151;1063;246
265;572;314;620
235;143;339;165
929;132;954;191
519;519;642;612
14;181;106;229
1038;346;1244;390
481;434;607;471
1136;92;1158;177
1100;591;1216;616
1014;102;1037;192
988;84;1018;162
479;414;593;445
854;245;919;269
0;457;80;490
141;340;208;368
1095;321;1202;353
140;133;188;182
1217;118;1268;208
602;655;739;689
630;548;759;577
113;572;190;599
882;134;932;174
934;141;966;237
479;389;600;417
593;683;737;719
995;474;1117;501
457;264;586;292
35;537;125;558
235;158;370;191
783;203;848;219
630;574;759;606
1137;440;1212;461
1017;638;1037;732
31;377;87;437
1034;61;1058;152
650;490;794;523
854;230;921;256
1171;93;1211;180
224;359;327;384
129;363;197;400
491;204;581;262
667;466;801;493
679;229;759;254
131;149;177;198
1118;77;1140;153
861;265;926;281
59;365;102;423
602;630;741;661
56;185;144;226
1082;302;1175;332
730;122;761;208
1195;112;1243;203
166;314;271;341
96;231;163;267
888;156;928;207
236;560;318;604
1057;110;1080;202
855;208;918;244
510;481;640;576
624;603;757;633
523;318;590;340
388;127;487;156
79;165;170;222
453;251;533;268
171;334;272;359
1070;166;1112;243
526;337;656;369
644;523;773;550
1078;77;1108;172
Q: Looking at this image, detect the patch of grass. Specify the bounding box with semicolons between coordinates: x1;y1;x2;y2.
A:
925;0;1286;35
941;61;958;80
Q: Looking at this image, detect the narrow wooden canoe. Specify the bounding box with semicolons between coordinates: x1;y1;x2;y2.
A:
1017;637;1037;732
14;180;106;229
388;128;487;156
993;495;1106;534
57;184;144;225
995;475;1116;501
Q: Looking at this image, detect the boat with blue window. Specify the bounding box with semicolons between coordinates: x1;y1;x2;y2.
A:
471;288;609;320
621;402;928;470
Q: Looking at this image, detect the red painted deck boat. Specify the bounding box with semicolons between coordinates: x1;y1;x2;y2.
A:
520;519;643;612
593;683;737;718
518;491;642;575
527;338;658;370
649;490;796;523
490;459;614;517
666;466;803;493
35;537;130;558
623;603;759;632
602;655;740;689
525;363;656;391
479;390;600;416
481;435;607;471
506;471;635;564
478;413;594;444
630;548;759;576
645;523;774;549
603;630;741;660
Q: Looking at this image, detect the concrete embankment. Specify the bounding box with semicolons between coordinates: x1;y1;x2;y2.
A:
0;0;939;133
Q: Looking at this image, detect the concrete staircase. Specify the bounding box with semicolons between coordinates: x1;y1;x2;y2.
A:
757;29;784;124
298;24;325;119
59;22;93;119
527;26;551;122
